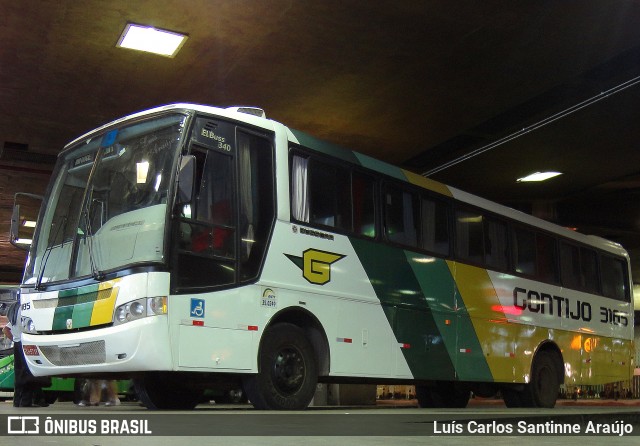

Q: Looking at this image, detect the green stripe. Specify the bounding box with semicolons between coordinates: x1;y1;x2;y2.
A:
289;129;360;164
52;306;75;331
350;238;456;380
351;236;496;382
354;152;406;181
405;254;493;382
52;283;102;331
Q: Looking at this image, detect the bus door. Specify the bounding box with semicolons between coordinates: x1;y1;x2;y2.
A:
170;116;274;370
172;117;274;292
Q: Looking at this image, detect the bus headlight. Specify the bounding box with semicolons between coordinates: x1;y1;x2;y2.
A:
114;297;167;325
130;301;145;317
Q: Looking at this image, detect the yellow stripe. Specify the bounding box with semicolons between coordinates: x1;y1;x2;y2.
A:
448;261;635;385
90;279;120;326
448;261;529;382
402;169;453;197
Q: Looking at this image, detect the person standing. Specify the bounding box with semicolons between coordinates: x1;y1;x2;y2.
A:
76;379;121;406
2;300;50;407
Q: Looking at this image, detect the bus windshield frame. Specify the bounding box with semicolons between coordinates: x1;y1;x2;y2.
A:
23;113;188;287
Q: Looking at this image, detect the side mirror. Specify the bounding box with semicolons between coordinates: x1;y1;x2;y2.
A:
10;193;43;250
176;155;195;205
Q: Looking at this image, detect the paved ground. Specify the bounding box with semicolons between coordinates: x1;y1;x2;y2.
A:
0;398;639;445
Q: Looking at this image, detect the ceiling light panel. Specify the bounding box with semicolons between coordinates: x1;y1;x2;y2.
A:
516;171;563;183
117;23;187;57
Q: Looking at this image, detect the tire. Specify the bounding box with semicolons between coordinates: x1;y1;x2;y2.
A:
502;351;560;408
134;372;204;410
243;323;318;410
501;386;532;408
416;381;470;408
528;351;560;408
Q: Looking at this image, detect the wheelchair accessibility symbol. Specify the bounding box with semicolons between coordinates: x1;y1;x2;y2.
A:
190;298;205;318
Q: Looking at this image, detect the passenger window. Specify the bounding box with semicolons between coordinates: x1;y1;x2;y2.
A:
560;242;600;293
308;159;350;229
513;227;536;276
421;197;449;256
536;234;558;284
352;172;376;238
600;255;628;301
291;154;310;223
455;210;484;264
581;248;599;294
484;218;508;271
560;242;581;290
290;153;376;237
385;185;419;247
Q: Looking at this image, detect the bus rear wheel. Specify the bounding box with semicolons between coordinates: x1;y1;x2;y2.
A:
134;372;204;410
528;351;560;408
243;323;318;410
502;351;560;408
416;381;470;408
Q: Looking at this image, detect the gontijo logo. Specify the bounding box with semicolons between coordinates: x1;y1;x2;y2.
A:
285;249;346;285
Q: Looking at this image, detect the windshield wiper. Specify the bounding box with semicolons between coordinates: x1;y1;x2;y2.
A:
82;199;105;281
35;215;67;291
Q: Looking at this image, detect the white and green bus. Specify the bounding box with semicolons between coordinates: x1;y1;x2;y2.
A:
12;104;634;409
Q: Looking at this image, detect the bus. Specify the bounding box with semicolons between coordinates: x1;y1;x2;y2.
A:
11;103;634;410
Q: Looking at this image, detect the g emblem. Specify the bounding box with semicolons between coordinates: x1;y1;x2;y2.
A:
286;249;346;285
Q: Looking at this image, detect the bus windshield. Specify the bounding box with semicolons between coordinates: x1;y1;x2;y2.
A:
24;114;186;286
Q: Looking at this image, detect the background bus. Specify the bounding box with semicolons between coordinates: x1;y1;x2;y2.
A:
12;104;634;410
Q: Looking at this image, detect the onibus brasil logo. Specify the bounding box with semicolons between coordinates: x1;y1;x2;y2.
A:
285;249;345;285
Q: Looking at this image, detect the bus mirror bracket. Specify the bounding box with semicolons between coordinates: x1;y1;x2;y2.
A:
10;192;43;250
177;155;195;205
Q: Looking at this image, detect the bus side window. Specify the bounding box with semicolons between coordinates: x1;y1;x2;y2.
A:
291;153;351;231
455;209;484;264
484;217;508;271
308;159;350;229
560;242;581;290
421;197;450;256
600;255;628;301
352;172;376;238
536;233;559;284
580;247;600;294
385;185;418;247
291;154;310;223
512;227;535;276
560;242;599;293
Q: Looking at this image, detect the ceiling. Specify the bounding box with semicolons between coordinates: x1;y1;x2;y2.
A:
2;0;640;286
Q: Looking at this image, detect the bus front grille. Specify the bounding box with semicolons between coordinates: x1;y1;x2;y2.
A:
38;341;106;366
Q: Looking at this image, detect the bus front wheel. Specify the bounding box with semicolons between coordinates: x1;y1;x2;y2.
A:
243;323;318;410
